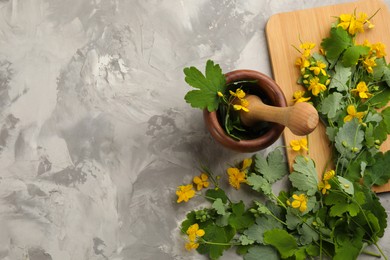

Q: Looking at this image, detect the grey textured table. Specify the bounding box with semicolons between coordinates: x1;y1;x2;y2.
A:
0;0;389;259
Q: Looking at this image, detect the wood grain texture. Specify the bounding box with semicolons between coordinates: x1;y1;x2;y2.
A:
266;0;390;192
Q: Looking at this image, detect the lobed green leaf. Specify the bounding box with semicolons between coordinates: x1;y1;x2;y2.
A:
263;229;298;258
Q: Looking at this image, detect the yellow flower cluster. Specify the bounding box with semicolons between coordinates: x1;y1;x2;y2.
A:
360;40;387;74
344;104;365;123
290;138;308;153
230;89;250;112
226;158;252;189
176;173;210;203
185;224;205;251
351;81;372;99
292;90;311;103
337;12;374;35
295;42;330;97
318;170;335;195
287;193;308;213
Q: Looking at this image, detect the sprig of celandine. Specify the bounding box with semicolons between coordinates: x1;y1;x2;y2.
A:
177;10;390;260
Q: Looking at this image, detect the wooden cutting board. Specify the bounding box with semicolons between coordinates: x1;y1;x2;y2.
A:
266;0;390;193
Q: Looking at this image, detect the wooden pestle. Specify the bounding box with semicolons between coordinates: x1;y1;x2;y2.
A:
239;95;319;136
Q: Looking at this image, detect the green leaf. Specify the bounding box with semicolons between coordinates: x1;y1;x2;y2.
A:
384;64;390;86
198;225;234;260
333;239;361;260
254;201;273;216
216;213;231;227
364;151;390;186
335;119;364;160
263;229;298;258
229;202;255;230
306;244;320;257
232;201;245;216
365;123;376;147
286;208;301;230
244;245;279;260
360;186;387;238
332;223;365;260
368;87;390;109
326;126;337;142
320;92;344;119
206;59;225;91
247;174;272;196
298;218;319;245
212;198;227;215
205;189;228;204
373;120;389;143
330;201;360;217
337;176;354;195
372;57;387;81
325;191;360;217
321;27;352;61
244;215;283;244
382;106;390;133
184;60;226;112
239;235;255;246
180;211;196;233
289;156;318;196
294;247;307;260
329;62;352;92
254;149;288;183
342;45;370;67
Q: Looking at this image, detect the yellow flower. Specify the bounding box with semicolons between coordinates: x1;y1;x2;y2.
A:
351;81;372;99
337;12;369;35
186;223;205;242
290;138;308;152
291;194;308;213
300;42;315;57
372;42;386;58
185;241;199;251
217;91;224;97
241;158;252;171
193;173;210;191
323;170;335;181
240;98;249;108
295;56;310;71
318;180;331;194
233;104;249;112
230;88;250;112
176;184;195;203
184;224;205;251
309;61;327;76
229;89;246;99
292;90;311;103
343;105;365;123
363;56;376;74
227;167;246;189
308;77;326;96
233;98;250;112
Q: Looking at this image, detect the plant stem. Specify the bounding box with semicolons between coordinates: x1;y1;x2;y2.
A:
201;239;239;246
362;250;381;258
374;242;388;260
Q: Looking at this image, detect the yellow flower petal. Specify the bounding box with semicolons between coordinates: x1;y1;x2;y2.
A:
241;158;253;171
323;170;335;181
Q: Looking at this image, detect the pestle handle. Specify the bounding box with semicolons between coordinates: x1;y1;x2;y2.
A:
240;95;319;136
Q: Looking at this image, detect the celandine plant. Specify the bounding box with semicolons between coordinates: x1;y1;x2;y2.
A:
183;60;268;140
177;11;390;260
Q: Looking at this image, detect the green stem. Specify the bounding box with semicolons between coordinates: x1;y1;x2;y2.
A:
201;239;239;246
374;242;388;260
362;250;382;258
271;194;287;210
